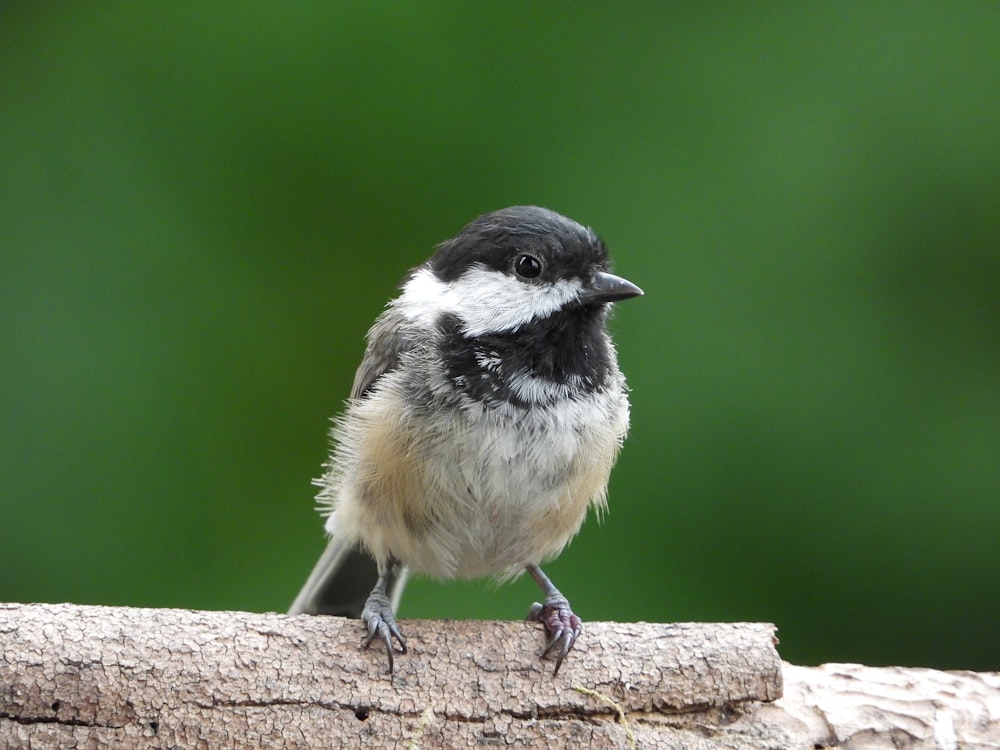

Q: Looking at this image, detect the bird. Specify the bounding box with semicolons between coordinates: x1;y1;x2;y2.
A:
288;205;642;675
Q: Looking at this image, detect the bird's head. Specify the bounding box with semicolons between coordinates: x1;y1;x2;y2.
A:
397;206;642;337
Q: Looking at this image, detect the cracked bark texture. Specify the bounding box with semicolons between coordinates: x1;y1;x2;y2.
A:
0;603;996;748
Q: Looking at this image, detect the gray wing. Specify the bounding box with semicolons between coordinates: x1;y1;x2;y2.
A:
289;305;420;617
350;305;421;401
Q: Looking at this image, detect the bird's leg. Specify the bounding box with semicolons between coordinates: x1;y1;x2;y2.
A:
525;563;582;675
361;556;407;674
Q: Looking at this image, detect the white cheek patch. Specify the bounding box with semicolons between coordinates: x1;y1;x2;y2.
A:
398;266;581;336
397;267;455;327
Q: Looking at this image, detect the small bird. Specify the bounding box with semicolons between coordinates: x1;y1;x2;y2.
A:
289;206;642;675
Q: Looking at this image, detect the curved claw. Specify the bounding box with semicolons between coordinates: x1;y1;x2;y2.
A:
527;592;583;675
361;589;407;674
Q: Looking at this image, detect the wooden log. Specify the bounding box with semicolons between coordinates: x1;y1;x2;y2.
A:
1;603;995;748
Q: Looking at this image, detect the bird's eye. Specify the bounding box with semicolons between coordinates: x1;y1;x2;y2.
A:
513;253;542;279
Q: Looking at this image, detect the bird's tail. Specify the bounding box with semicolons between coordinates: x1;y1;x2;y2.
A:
288;535;409;617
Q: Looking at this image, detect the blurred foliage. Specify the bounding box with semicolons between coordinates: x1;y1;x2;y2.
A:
1;2;998;670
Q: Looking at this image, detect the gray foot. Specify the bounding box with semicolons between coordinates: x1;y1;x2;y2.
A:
527;591;582;675
361;589;407;674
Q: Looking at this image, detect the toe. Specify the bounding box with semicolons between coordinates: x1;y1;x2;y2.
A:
361;590;406;674
529;594;583;674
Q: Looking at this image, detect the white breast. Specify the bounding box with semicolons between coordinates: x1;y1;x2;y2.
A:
320;370;629;582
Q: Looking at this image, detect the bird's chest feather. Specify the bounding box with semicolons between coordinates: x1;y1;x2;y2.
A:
369;382;625;578
336;324;627;578
413;398;623;577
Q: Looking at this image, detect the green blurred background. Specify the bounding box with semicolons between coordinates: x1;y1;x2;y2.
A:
2;3;998;671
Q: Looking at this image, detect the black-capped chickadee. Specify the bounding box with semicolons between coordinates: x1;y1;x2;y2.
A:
289;206;642;675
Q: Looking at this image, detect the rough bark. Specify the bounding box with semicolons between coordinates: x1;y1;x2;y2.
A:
0;603;995;748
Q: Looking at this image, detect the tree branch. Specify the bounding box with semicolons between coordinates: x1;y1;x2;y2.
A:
1;603;995;748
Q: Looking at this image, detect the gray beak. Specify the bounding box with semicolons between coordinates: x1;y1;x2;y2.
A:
579;271;644;305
